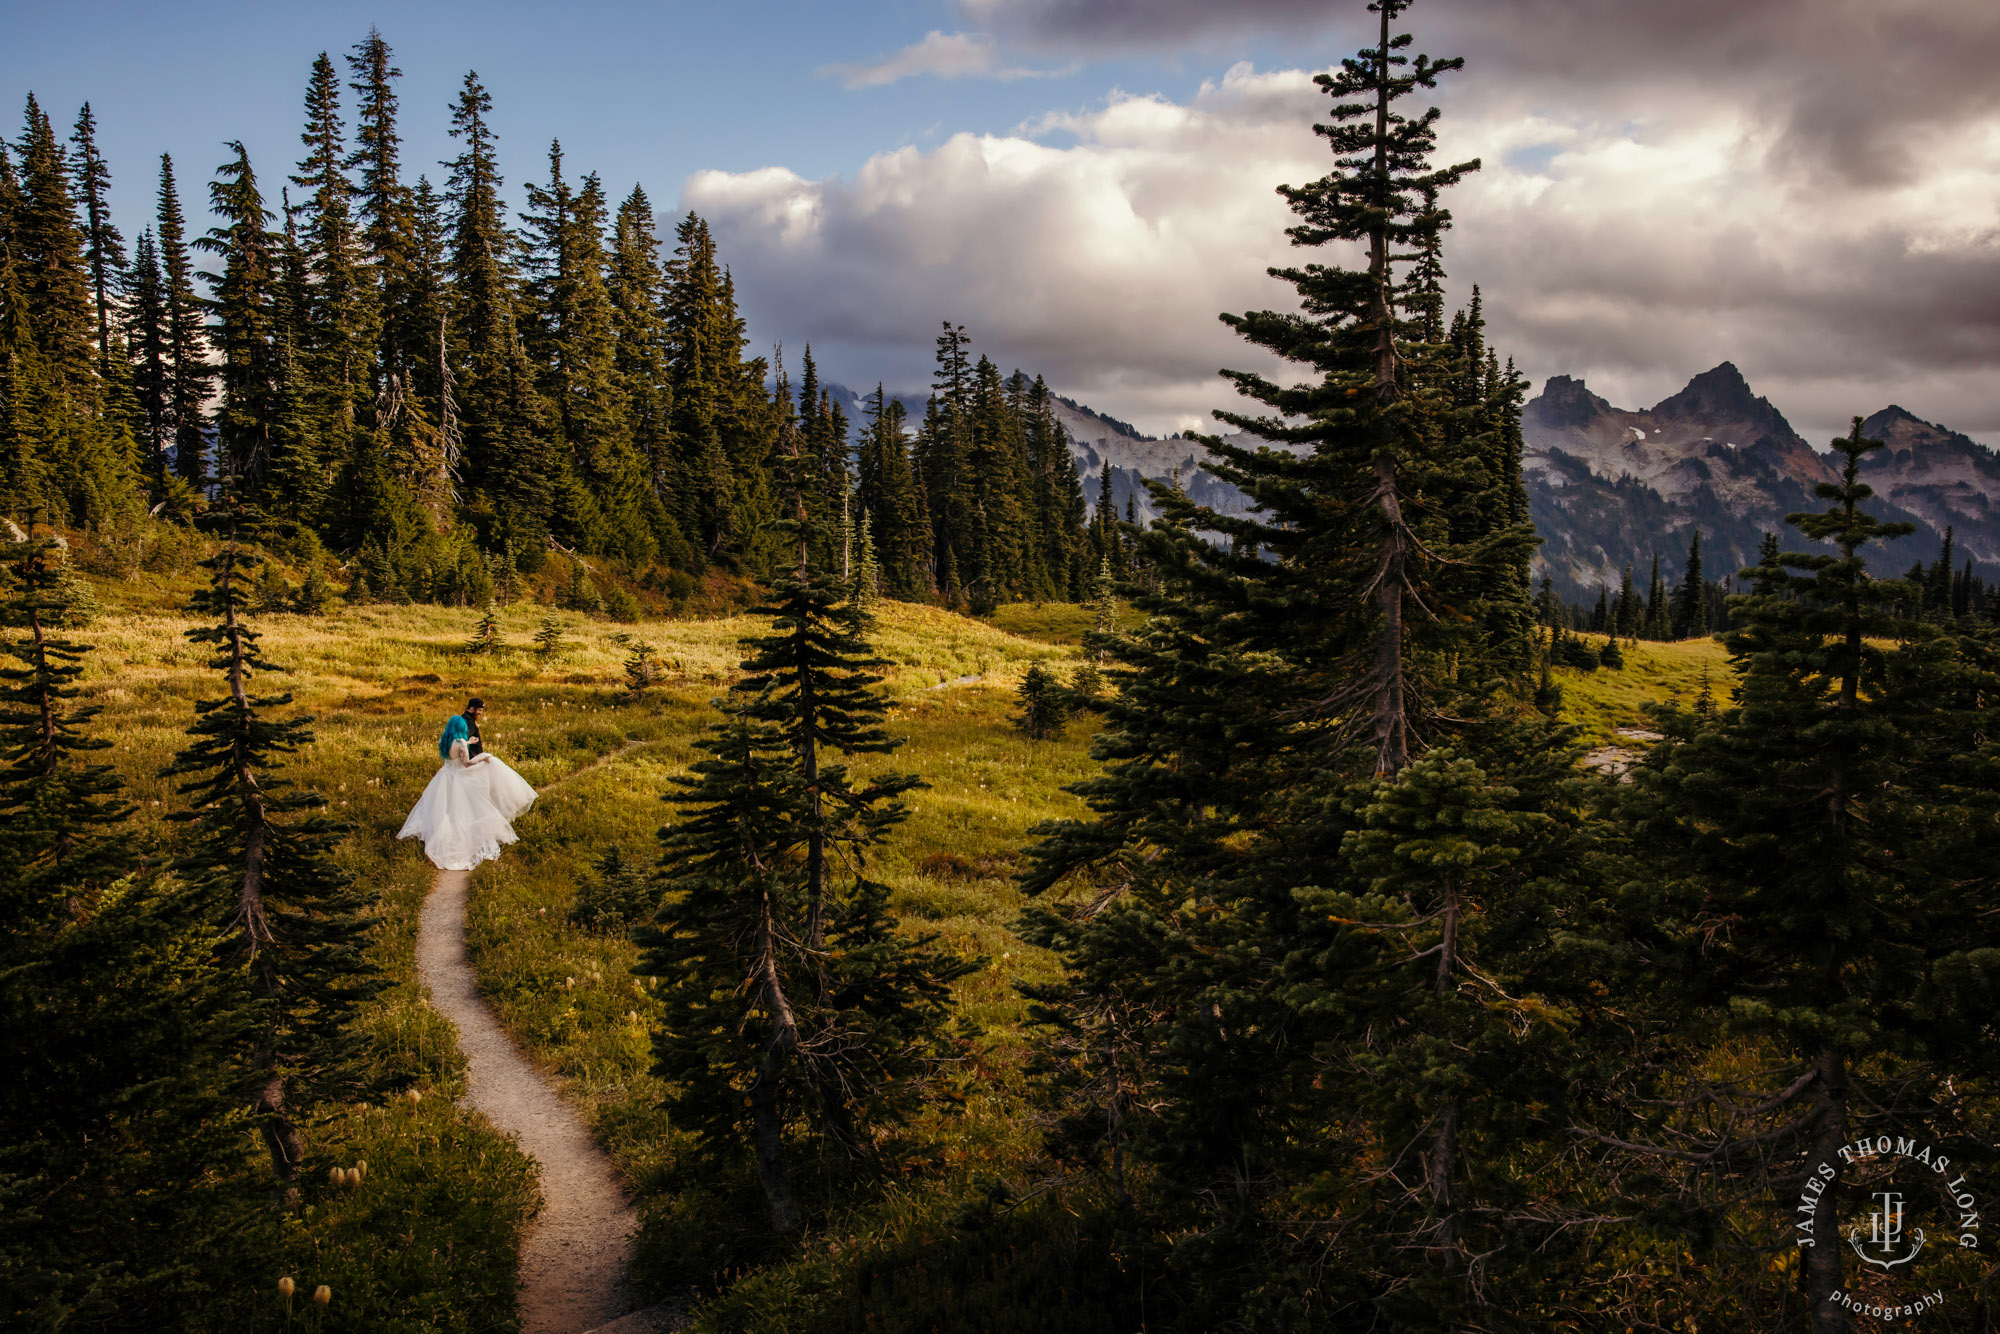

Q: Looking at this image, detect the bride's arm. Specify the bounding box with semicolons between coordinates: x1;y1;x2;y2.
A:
451;738;483;767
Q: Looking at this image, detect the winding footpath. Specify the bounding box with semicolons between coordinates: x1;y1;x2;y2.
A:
414;740;674;1333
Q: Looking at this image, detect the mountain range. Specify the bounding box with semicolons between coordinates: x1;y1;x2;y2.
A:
1523;363;1999;598
831;365;1997;603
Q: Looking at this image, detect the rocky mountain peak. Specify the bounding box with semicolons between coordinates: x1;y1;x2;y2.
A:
1651;361;1764;422
1525;375;1612;431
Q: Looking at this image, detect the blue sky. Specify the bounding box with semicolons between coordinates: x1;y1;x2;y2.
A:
2;0;1348;239
5;0;1996;442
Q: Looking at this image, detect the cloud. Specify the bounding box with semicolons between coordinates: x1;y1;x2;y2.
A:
687;45;2000;447
969;0;2000;187
820;30;1058;90
688;65;1324;431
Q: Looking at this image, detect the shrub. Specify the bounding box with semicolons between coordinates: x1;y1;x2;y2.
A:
568;846;654;932
605;585;642;622
1551;632;1600;671
1012;662;1069;740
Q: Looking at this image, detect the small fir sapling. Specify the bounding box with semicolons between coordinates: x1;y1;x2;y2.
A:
568;845;653;930
534;612;568;658
1013;662;1069;740
623;638;661;697
465;599;505;654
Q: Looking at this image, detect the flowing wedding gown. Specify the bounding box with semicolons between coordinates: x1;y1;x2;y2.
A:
398;721;539;871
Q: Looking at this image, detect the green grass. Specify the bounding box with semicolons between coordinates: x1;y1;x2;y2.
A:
982;599;1141;644
74;565;1094;1327
71;546;1737;1328
1550;636;1730;743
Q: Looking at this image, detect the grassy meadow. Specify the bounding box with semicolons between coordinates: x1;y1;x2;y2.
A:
71;561;1096;1327
67;547;1724;1329
1552;635;1731;743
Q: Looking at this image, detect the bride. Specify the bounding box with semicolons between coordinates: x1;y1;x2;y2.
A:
399;698;539;871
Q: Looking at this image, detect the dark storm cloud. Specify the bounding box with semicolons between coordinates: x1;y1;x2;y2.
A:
971;0;2000;186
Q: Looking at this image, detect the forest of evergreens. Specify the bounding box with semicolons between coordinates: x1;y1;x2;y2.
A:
0;31;1101;614
7;1;2000;1331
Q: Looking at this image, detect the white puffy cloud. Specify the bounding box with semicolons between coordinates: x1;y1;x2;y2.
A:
687;40;2000;445
688;64;1325;432
819;30;1057;90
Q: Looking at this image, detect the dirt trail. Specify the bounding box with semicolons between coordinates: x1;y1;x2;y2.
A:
418;866;642;1331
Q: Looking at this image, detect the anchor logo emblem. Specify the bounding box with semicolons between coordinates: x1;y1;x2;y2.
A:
1849;1190;1926;1269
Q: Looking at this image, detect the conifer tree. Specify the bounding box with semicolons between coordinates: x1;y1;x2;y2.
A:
12;96;97;402
288;52;370;526
465;598;503;653
525;148;651;556
1608;420;2000;1325
1669;529;1705;639
8;96;135;526
68;103;125;376
1016;2;1574;1321
196;143;280;491
345;29;417;392
534;610;567;658
639;562;973;1230
163;500;377;1176
1643;551;1667;639
856;384;926;598
607;184;688;564
1614;560;1638;640
620;634;660;697
567;843;651;932
0;530;253;1319
125;228;171;484
852;510;878;608
1012;661;1068;740
156;154;211;489
445;71;553;552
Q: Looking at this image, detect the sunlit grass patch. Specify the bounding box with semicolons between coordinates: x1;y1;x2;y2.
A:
1555;636;1731;742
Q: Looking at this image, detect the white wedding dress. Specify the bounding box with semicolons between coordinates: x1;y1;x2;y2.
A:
398;739;539;871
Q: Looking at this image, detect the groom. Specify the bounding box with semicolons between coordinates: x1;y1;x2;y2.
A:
463;698;486;759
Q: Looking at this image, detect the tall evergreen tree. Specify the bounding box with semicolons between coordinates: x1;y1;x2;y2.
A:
1609;420;2000;1326
1017;3;1567;1323
1669;530;1705;639
606;183;688;564
68;103;125;376
445;71;552;553
12;96;96;402
0;531;254;1323
163;502;377;1176
286;52;370;526
196;143;280;491
156;154;211;489
856;384;926;599
638;544;973;1231
1614;559;1638;639
1643;551;1668;639
124;227;170;484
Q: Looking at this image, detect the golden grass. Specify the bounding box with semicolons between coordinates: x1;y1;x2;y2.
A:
75;571;1095;1318
1552;636;1732;743
71;551;1738;1323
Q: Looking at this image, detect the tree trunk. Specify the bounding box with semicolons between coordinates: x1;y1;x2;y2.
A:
1805;1045;1848;1332
256;1056;304;1179
1366;3;1408;778
751;886;802;1233
1430;883;1459;1261
749;1039;801;1234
